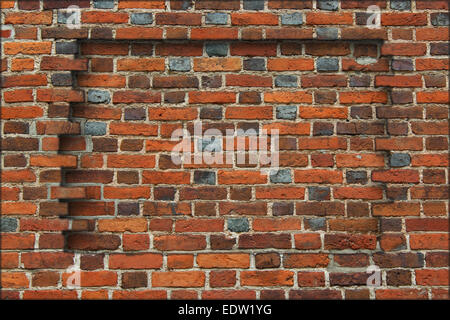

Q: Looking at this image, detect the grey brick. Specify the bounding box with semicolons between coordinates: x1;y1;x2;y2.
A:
431;13;449;26
276;106;297;120
281;13;303;25
124;108;146;120
237;123;259;136
275;75;298;87
51;73;72;86
198;137;221;152
228;218;249;233
94;0;115;9
56;41;78;54
390;153;411;167
316;27;338;40
390;0;411;10
57;11;70;24
194;171;216;185
306;217;326;230
131;13;153;25
169;58;191;72
243;58;266;71
0;217;17;232
346;171;368;184
317;0;339;11
308;187;330;201
205;12;228;25
317;57;339;72
205;42;228;57
85;122;107;136
243;0;264;10
270;169;291;183
87;90;111;104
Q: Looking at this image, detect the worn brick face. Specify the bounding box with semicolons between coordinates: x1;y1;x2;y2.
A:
0;0;448;301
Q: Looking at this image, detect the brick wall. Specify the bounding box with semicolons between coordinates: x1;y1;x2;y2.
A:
0;0;449;300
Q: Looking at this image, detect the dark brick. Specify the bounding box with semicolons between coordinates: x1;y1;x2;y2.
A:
380;218;402;232
129;75;150;89
392;59;413;71
308;187;331;201
305;217;326;231
122;272;147;288
243;0;264;10
80;254;104;270
210;235;236;250
387;187;408;200
124;108;146;120
386;270;411;286
347;202;369;217
92;138;117;152
243;58;266;71
118;203;140;216
117;171;139;184
346;171;368;184
55;41;78;54
255;253;281;268
194;171;216;185
313;122;333;136
91;27;113;39
272;202;294;216
154;187;175;201
51;73;72;86
200;107;222;120
164;92;185;104
350;75;371;87
202;75;222;88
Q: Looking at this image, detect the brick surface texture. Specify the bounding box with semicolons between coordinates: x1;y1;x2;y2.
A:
0;0;449;300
